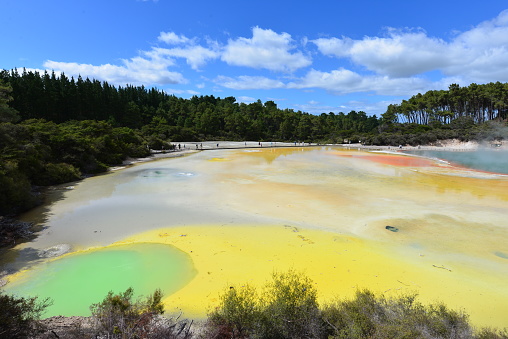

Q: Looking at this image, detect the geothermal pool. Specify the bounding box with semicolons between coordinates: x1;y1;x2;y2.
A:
4;243;196;316
404;149;508;174
2;146;508;328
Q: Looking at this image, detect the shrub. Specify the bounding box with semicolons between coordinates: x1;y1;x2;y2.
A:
89;287;166;338
0;161;35;215
206;285;259;338
204;270;324;339
260;270;323;339
0;290;52;338
205;273;506;339
475;327;508;339
38;162;81;185
322;290;474;339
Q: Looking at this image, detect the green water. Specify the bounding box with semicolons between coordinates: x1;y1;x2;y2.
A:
4;243;196;317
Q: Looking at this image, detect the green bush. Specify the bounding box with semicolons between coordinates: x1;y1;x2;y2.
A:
0;290;52;338
204;270;324;339
205;271;507;339
0;161;35;214
89;287;165;338
87;287;194;338
37;162;81;186
207;285;259;338
322;290;474;339
260;270;323;338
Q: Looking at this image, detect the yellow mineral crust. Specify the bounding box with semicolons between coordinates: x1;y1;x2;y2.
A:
118;224;508;328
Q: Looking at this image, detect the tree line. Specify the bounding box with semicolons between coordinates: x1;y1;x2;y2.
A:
3;69;508;144
383;82;508;125
1;69;379;142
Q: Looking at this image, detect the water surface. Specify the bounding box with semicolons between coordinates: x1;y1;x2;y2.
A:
4;243;196;317
404;149;508;174
2;147;507;327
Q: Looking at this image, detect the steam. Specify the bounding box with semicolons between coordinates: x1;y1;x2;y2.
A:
411;123;508;174
477;120;505;140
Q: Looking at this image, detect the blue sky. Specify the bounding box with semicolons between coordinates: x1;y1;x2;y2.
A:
2;0;508;116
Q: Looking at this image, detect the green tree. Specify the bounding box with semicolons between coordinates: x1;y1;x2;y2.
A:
0;79;19;122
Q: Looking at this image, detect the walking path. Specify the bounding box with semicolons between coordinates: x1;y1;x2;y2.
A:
122;138;503;166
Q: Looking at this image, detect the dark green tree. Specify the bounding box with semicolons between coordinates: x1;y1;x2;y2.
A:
0;79;19;122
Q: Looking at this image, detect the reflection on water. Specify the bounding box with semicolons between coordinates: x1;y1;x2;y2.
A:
3;243;196;317
1;147;508;327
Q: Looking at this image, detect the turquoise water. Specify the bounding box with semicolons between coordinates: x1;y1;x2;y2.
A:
404;150;508;174
4;243;196;317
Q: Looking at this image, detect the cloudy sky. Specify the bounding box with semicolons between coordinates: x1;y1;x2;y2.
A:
2;0;508;116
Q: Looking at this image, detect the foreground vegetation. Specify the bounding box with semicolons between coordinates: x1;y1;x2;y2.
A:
0;291;52;338
204;271;507;339
0;287;192;338
1;271;507;338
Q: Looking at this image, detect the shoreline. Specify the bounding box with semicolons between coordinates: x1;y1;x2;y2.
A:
120;138;503;167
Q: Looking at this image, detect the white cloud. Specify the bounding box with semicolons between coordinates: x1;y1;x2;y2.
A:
454;10;508;50
288;68;362;90
313;31;448;77
165;88;200;96
293;100;369;115
445;10;508;81
42;30;218;85
295;99;402;116
153;32;220;70
312;10;508;83
341;100;400;116
237;96;257;104
158;32;192;45
39;10;508;106
43;57;186;86
213;68;431;97
150;46;220;70
267;97;287;102
287;68;430;96
215;75;285;90
293;102;336;115
222;26;311;72
312;36;354;57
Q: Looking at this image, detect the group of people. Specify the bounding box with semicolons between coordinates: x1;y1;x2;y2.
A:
177;143;204;150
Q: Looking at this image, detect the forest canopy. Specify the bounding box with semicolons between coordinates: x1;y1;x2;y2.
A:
1;69;380;142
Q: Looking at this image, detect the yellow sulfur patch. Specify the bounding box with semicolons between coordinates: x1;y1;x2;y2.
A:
119;224;508;328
